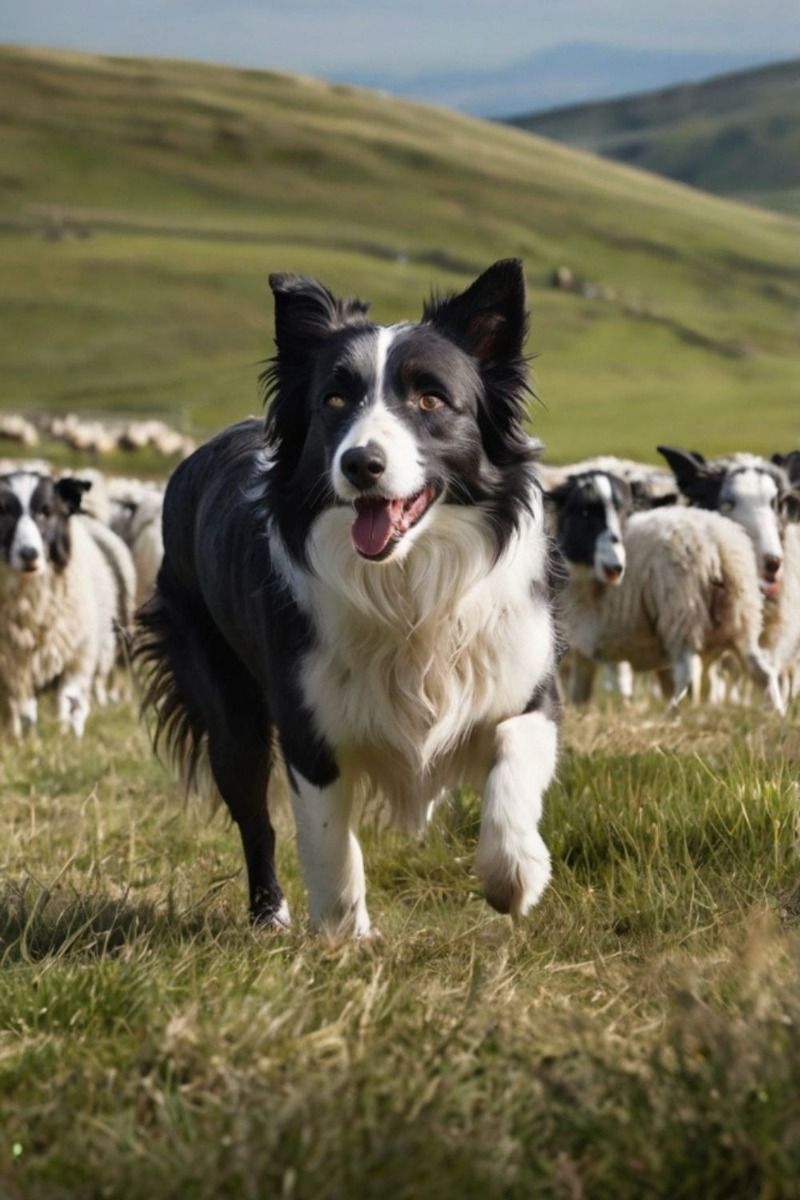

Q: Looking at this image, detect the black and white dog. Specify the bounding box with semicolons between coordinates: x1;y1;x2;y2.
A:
137;259;560;935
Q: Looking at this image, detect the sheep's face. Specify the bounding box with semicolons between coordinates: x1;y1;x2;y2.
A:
658;448;800;599
548;471;630;586
0;473;89;576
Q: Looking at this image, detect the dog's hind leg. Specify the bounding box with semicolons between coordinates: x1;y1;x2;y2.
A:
137;586;287;927
475;689;559;920
207;728;288;929
289;772;370;938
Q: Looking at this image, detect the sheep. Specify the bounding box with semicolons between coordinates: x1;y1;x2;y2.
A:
547;471;783;712
0;471;119;736
538;455;677;506
105;478;164;608
658;447;800;699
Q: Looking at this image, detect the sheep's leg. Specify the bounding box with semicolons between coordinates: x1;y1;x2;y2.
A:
57;676;91;737
568;653;596;704
669;650;702;710
19;697;38;732
290;773;370;938
743;650;785;716
475;700;558;920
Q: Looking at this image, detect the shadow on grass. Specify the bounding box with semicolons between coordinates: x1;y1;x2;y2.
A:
0;877;240;964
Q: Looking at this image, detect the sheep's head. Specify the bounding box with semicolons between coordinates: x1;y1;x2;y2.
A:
0;472;90;576
658;446;800;598
546;471;631;586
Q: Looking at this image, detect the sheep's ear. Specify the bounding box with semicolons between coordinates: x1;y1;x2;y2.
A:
656;445;722;508
543;480;571;509
772;450;800;485
630;479;678;510
423;259;527;367
55;477;91;514
782;490;800;523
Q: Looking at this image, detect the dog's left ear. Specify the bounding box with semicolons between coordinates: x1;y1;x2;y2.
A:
423;259;527;366
55;477;91;514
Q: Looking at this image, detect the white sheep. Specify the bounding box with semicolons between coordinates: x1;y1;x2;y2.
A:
659;447;800;701
549;472;782;712
0;472;119;736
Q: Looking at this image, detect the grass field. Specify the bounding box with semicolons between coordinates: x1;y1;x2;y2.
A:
1;695;799;1198
1;45;799;463
508;58;800;216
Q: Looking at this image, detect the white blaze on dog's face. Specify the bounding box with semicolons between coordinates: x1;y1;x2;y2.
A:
551;472;629;586
266;261;532;564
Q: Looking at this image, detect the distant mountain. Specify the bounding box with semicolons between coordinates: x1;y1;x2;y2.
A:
507;58;800;214
341;42;780;117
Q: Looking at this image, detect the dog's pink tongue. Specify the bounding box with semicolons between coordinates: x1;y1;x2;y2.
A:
352;500;395;557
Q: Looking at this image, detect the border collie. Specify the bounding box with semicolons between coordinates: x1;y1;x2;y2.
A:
137;259;560;935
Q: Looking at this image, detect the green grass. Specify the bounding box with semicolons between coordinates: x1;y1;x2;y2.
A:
1;45;799;464
508;58;800;216
1;697;800;1197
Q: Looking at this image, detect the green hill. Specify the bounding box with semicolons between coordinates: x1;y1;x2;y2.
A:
1;44;799;463
507;59;800;217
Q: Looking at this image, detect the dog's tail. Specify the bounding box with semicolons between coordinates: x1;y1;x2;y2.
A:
133;578;214;797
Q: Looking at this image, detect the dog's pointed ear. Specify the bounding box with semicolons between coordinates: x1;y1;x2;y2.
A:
268;273;370;361
657;445;723;508
269;273;370;347
423;259;527;366
772;450;800;485
55;477;91;514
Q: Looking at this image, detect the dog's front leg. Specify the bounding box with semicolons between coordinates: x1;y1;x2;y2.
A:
290;772;371;937
475;710;558;919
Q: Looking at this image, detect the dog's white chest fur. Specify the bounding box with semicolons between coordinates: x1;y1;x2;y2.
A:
283;499;553;825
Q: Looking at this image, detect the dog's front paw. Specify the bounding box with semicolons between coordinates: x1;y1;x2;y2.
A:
475;833;552;920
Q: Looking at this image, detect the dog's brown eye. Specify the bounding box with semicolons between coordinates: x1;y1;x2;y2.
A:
419;394;444;412
40;506;52;518
324;394;347;410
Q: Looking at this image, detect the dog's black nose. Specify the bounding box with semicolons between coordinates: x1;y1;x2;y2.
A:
764;554;782;578
340;442;386;491
19;545;40;564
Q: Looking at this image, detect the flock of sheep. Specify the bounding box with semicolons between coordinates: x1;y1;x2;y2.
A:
0;435;798;740
541;449;800;711
0;460;163;736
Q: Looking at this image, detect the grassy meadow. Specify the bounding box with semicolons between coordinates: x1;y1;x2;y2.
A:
1;44;799;462
1;697;799;1197
2;40;800;1199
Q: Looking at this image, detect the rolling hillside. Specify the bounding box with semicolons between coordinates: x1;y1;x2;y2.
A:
1;44;799;462
507;59;800;216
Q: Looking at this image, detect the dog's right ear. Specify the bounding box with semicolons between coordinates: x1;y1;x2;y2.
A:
268;274;370;362
657;445;722;508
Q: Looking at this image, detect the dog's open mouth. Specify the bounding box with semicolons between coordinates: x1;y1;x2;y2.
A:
351;487;438;560
762;578;781;599
602;564;624;585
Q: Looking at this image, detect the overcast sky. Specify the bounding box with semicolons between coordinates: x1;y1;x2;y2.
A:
3;0;799;78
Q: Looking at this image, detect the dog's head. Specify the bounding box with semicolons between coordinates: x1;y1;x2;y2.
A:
263;260;536;562
0;472;90;576
658;446;800;597
546;471;634;586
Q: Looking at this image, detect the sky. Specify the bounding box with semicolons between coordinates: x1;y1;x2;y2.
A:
3;0;799;80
